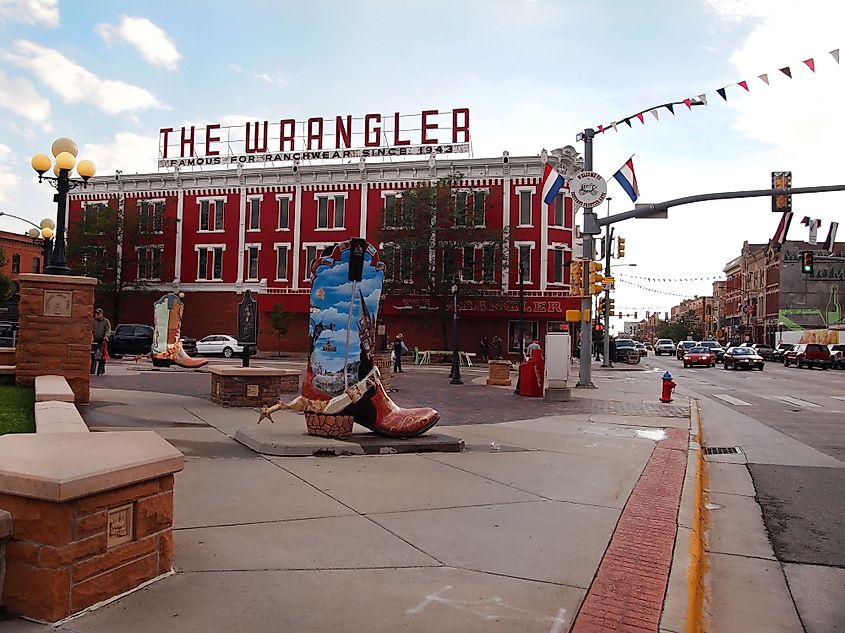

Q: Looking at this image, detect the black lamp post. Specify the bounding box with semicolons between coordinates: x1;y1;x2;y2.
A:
30;138;96;275
0;212;55;268
449;278;463;384
513;256;525;394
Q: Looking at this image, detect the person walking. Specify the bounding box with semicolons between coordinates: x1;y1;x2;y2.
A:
91;307;111;375
526;338;541;357
392;333;409;373
480;336;490;362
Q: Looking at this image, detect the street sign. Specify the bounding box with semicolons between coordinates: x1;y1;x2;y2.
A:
237;289;258;345
571;171;607;209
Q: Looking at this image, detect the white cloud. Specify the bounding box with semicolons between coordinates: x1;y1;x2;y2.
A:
252;71;287;86
0;144;21;205
0;0;58;27
227;63;243;72
82;132;160;175
95;16;181;71
5;40;166;114
0;70;51;130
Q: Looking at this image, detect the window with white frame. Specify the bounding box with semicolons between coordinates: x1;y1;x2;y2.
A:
199;199;225;231
482;244;495;283
552;248;565;283
516;243;533;283
137;246;163;280
245;245;260;280
316;194;346;229
197;246;224;280
454;191;468;227
552;193;565;227
82;202;108;233
248;198;261;231
472;191;486;226
275;244;289;280
518;189;533;226
462;245;475;281
382;244;412;283
383;192;398;227
139;200;164;234
303;244;332;281
277;196;290;230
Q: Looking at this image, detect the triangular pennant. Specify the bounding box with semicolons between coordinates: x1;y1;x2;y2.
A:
698;94;708;105
611;122;618;132
738;80;749;91
649;108;659;121
683;98;692;109
623;118;632;128
831;49;840;64
636;112;645;124
665;103;675;115
598;124;605;134
717;87;727;101
780;66;792;78
803;58;815;72
758;73;769;85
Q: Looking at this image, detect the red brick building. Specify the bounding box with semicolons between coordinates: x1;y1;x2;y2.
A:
0;230;45;279
68;155;580;357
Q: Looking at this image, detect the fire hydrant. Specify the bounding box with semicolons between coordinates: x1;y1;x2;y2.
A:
660;370;676;403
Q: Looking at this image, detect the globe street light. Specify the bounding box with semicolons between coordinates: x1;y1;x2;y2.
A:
30;138;96;275
0;212;55;267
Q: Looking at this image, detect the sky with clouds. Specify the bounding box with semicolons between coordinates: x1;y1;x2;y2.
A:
0;0;842;329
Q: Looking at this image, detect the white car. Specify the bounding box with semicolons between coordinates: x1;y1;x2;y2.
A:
655;339;675;356
196;334;253;358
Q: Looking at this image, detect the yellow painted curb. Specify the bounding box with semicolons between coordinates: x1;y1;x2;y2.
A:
686;399;708;633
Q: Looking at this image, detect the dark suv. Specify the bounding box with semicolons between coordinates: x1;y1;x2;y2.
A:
109;324;198;358
783;343;831;370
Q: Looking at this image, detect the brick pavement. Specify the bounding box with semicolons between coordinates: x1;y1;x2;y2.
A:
571;427;689;633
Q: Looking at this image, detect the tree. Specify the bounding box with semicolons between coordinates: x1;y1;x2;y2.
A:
67;199;171;324
655;310;697;342
377;175;509;348
0;248;11;303
267;303;295;356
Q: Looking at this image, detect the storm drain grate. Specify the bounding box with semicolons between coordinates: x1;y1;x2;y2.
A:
703;446;743;455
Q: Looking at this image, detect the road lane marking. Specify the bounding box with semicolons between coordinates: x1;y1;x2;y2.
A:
712;394;754;406
768;395;821;408
831;396;845;401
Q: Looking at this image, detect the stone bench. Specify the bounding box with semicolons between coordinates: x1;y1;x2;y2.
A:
0;431;184;622
35;401;89;434
35;374;75;403
210;366;301;407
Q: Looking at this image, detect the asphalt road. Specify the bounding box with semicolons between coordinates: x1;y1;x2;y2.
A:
643;353;845;571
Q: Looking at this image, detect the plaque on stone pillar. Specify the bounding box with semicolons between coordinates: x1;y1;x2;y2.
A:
43;290;72;317
107;503;134;548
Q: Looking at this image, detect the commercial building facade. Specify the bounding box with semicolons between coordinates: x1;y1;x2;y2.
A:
68;155;581;356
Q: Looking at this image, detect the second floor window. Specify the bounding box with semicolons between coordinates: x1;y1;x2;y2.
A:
137;247;163;280
552;193;565;226
11;254;19;273
455;192;468;226
462;246;475;280
482;244;495;283
197;246;224;280
199;200;224;231
382;244;412;283
518;191;532;226
518;244;532;283
139;201;164;233
248;199;261;231
275;245;289;280
316;195;345;229
277;197;290;229
246;246;259;280
552;248;565;283
473;191;486;226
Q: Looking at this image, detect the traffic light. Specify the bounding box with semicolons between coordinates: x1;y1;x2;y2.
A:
597;297;606;314
616;237;626;258
608;298;616;317
589;261;604;295
801;250;814;275
772;171;792;213
569;260;584;296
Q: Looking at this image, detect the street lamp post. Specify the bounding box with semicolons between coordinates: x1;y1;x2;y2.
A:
449;278;463;384
30;138;96;275
0;212;56;268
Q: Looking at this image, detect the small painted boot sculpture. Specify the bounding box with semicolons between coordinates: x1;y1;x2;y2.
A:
258;239;439;438
150;293;208;369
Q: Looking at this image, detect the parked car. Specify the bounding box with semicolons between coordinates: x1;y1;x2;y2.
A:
614;339;640;363
180;335;199;357
784;343;831;369
108;324;154;358
696;340;724;362
655;339;675;356
196;334;256;358
0;321;16;348
747;343;775;360
773;343;794;362
829;344;845;369
723;346;765;370
635;342;647;357
676;340;697;360
683;346;715;368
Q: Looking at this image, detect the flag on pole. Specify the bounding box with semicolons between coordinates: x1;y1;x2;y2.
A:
612;157;640;203
823;221;839;253
541;162;565;205
770;211;793;250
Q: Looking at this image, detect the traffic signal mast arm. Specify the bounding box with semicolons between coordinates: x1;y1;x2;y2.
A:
595;184;845;228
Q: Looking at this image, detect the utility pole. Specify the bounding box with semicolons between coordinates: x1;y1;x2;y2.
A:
602;198;613;367
577;128;596;388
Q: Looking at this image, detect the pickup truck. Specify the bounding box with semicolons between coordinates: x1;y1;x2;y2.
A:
783;343;831;370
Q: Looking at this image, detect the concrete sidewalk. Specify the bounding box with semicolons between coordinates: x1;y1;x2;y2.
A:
1;368;697;633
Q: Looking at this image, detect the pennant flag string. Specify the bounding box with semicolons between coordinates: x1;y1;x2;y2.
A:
738;80;749;91
758;73;769;84
804;58;815;72
831;49;840;64
780;66;792;78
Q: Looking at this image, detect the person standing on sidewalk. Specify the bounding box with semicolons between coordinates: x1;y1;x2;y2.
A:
91;307;111;375
608;337;616;368
392;333;408;373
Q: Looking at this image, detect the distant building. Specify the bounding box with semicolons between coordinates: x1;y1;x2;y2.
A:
0;230;44;280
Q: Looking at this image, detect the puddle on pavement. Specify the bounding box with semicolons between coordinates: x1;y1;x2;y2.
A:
580;424;668;442
706;502;724;510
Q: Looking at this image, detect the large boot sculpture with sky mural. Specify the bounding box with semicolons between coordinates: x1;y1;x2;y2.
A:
258;238;440;438
151;293;208;369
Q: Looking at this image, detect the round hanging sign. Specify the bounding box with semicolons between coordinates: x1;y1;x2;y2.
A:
570;171;608;208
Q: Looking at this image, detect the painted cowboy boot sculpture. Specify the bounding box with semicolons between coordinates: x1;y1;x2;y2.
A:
259;238;439;438
151;293;208;369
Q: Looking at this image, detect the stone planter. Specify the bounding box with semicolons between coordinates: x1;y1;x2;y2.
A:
486;359;512;386
210;366;300;407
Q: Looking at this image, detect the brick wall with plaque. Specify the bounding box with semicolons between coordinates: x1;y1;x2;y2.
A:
15;273;97;403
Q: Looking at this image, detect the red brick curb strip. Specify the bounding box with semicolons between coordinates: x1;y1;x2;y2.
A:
572;427;688;633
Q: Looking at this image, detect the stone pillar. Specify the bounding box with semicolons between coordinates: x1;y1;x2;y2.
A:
373;352;392;391
15;274;96;404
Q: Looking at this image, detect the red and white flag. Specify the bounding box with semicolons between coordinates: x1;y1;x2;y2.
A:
770;211;793;250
